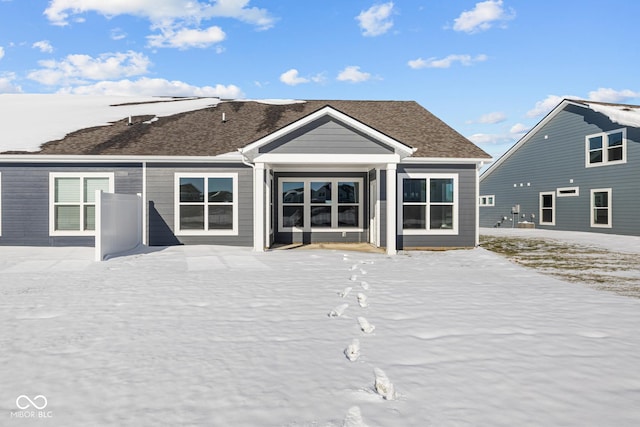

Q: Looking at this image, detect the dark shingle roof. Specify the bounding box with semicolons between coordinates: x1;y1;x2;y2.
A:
15;100;490;159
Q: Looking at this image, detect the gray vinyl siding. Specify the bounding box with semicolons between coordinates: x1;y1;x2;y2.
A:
273;172;369;244
146;163;253;246
397;164;477;248
0;163;142;246
259;116;393;155
480;104;640;235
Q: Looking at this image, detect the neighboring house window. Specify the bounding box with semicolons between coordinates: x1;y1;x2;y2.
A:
279;178;363;231
399;173;458;235
49;173;114;235
556;187;579;197
591;188;612;228
586;128;626;167
175;173;238;235
0;172;2;236
539;192;555;225
479;195;495;206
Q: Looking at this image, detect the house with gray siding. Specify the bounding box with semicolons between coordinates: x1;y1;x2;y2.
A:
480;99;640;235
0;98;490;254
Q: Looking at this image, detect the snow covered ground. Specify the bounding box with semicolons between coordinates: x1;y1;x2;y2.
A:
2;239;640;426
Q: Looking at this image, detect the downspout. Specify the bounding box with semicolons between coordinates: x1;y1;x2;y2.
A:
475;160;484;247
238;149;256;171
142;161;147;246
238;149;263;252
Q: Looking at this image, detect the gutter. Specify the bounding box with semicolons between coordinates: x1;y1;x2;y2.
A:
0;153;246;164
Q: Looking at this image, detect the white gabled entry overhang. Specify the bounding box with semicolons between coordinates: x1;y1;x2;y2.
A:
240;106;414;255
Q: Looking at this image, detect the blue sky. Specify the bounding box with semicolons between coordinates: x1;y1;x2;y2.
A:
1;0;639;159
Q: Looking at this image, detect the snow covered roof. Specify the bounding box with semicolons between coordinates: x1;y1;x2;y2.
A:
0;95;222;152
0;96;490;159
581;101;640;128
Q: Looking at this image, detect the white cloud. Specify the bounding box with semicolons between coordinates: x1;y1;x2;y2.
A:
408;54;487;69
510;123;529;134
110;28;127;40
44;0;275;29
32;40;54;53
467;133;508;145
279;69;325;86
467;121;529;148
28;51;152;86
147;25;225;49
0;46;4;60
280;69;308;86
588;88;640;103
0;72;22;93
470;111;506;124
452;0;515;34
337;66;372;83
356;2;394;37
526;94;576;117
57;77;244;98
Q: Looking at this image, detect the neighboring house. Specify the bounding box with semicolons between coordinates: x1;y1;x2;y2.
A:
0;98;490;254
480;99;640;235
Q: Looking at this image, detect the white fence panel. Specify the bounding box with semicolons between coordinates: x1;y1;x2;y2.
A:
95;191;142;261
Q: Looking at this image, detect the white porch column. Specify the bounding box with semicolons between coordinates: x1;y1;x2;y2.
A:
253;162;265;252
386;163;397;255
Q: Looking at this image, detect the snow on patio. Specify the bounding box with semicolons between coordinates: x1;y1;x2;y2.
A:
2;243;640;426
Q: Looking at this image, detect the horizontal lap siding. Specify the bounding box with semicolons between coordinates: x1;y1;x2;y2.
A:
480;105;640;235
0;163;142;246
260;117;393;155
146;163;253;246
397;164;477;248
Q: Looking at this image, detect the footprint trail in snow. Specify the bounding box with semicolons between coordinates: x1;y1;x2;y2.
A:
374;368;397;400
357;293;368;308
343;406;369;427
328;303;349;318
344;339;360;362
357;316;375;334
339;287;352;298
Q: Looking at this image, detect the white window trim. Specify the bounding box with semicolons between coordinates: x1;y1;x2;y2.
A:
556;186;579;197
278;177;364;232
590;188;612;228
174;172;239;236
479;194;495;206
539;191;556;226
49;172;115;236
398;173;459;235
585;128;627;168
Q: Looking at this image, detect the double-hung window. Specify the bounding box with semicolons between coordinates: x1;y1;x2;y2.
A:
586;128;626;167
539;192;555;225
399;173;458;234
279;178;362;231
175;173;238;235
591;188;612;228
50;173;114;235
